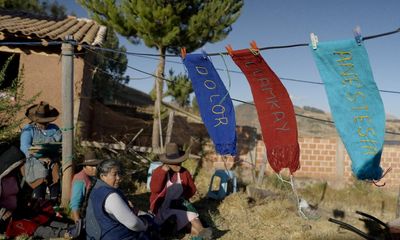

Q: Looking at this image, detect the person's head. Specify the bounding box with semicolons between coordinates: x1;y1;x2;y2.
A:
79;150;101;177
25;101;59;128
158;143;190;169
97;159;122;188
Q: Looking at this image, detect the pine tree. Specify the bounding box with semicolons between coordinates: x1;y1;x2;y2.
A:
165;69;193;108
91;27;128;103
78;0;243;152
0;0;67;19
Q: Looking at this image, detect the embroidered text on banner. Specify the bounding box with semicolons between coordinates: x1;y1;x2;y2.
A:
311;39;385;180
229;49;300;174
183;53;237;155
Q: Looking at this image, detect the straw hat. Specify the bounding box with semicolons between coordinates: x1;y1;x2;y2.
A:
78;150;102;166
158;143;190;164
25;101;59;123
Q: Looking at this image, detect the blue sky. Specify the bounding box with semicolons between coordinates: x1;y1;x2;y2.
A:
60;0;399;118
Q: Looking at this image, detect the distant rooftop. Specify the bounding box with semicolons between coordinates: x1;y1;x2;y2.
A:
0;10;106;45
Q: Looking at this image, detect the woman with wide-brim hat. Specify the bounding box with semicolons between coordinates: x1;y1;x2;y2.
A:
149;143;212;240
20;101;62;202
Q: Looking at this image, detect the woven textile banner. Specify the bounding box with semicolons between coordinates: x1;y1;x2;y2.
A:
311;39;385;180
229;49;300;174
183;53;237;155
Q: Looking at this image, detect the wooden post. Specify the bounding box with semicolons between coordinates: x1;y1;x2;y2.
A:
60;36;74;208
165;110;175;145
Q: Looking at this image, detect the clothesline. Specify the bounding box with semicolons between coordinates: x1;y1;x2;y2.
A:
82;46;400;136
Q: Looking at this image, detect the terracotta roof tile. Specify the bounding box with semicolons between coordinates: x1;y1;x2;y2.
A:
0;11;106;45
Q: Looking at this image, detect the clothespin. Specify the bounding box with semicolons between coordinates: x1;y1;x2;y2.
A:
310;32;318;50
249;40;260;56
180;47;187;59
225;44;233;56
201;48;207;59
353;25;362;45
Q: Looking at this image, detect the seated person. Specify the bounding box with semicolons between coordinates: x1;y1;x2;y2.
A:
150;143;212;240
70;150;101;222
85;159;149;240
0;144;26;233
20;101;62;202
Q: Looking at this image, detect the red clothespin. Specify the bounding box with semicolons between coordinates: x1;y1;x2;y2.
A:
249;40;259;55
180;47;187;59
225;44;234;56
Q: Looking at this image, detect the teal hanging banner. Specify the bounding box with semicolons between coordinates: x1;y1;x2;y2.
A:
311;39;385;180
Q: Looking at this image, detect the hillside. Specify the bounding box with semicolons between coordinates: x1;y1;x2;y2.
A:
235;103;400;141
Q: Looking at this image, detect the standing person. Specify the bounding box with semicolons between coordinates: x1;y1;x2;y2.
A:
150;143;212;240
85;159;149;240
20;101;62;202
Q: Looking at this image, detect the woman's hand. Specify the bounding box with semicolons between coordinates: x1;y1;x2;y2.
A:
161;164;170;172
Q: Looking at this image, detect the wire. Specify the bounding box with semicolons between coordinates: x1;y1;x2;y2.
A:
85;43;400;95
79;26;400;57
82;46;400;136
0;41;63;46
84;60;153;81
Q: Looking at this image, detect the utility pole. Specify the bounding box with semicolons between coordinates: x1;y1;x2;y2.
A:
60;36;74;208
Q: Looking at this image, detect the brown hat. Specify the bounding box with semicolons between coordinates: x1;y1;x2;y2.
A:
25;101;59;123
78;150;102;166
158;143;190;164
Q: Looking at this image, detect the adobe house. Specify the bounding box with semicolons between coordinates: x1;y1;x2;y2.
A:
0;10;106;139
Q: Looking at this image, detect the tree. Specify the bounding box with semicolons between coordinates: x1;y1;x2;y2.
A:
78;0;244;152
165;69;193;108
0;0;67;19
91;28;128;103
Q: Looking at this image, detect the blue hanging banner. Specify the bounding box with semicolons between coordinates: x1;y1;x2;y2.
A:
311;39;385;180
183;53;237;155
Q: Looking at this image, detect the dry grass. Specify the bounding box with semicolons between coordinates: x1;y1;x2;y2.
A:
128;158;398;240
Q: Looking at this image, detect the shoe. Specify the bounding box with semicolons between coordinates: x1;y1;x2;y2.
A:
198;227;212;240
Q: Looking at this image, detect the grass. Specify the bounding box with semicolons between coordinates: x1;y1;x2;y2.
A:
128;158;398;240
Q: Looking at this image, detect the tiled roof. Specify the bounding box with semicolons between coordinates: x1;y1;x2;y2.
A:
0;11;106;45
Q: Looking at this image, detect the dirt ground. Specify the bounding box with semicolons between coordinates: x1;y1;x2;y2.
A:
128;158;398;240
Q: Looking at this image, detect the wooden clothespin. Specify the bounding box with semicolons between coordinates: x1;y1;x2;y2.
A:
310;33;318;50
353;25;362;45
225;44;234;56
249;40;260;56
180;47;187;59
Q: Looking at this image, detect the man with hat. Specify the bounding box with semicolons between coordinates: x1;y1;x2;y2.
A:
20;101;62;201
69;150;101;222
149;143;212;240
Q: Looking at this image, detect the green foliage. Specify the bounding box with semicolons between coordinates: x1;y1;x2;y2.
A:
165;69;193;107
0;56;38;143
0;0;67;19
91;28;128;102
79;0;243;53
191;96;199;115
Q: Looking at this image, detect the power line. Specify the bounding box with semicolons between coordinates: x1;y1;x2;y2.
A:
83;46;400;136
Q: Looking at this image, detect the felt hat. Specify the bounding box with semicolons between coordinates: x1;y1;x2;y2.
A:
25;101;59;123
158;143;190;164
0;144;25;176
78;150;102;166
